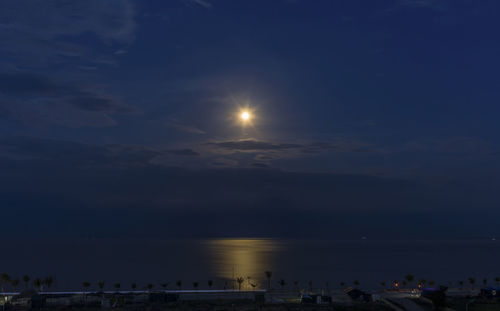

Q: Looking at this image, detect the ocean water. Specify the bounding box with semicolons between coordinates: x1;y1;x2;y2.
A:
2;238;499;291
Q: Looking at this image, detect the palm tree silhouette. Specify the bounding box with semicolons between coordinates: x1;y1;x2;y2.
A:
380;282;386;289
82;282;91;304
468;277;475;290
114;283;121;292
22;275;30;290
98;281;105;307
176;280;182;290
278;279;286;290
404;274;415;289
33;278;42;292
353;280;360;287
265;271;272;289
207;280;213;289
483;278;488;286
1;273;10;294
193;282;199;290
1;273;10;311
147;283;153;298
495;277;500;285
458;280;464;289
10;279;19;293
293;281;298;290
44;276;53;292
340;281;345;288
236;277;244;291
161;283;169;291
419;279;427;288
308;280;313;292
131;283;136;291
428;280;436;286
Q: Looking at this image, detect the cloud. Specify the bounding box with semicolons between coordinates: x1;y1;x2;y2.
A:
0;73;135;127
206;138;379;155
0;73;64;95
69;96;134;113
166;148;200;156
182;0;212;8
207;139;301;151
251;162;269;168
403;137;499;156
165;120;206;134
0;136;161;166
2;136;498;240
1;135;499;240
0;0;135;68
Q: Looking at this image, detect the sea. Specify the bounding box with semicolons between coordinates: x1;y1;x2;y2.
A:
2;238;499;291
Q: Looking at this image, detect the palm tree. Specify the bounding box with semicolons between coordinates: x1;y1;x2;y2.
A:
495;277;500;285
1;273;9;311
380;282;386;289
236;277;244;291
265;271;272;289
176;280;182;290
97;281;105;307
353;280;360;287
278;279;286;290
10;279;19;293
293;281;299;290
468;277;475;290
44;276;53;292
483;278;488;286
114;283;121;292
325;282;329;291
131;283;136;291
147;283;154;295
340;281;345;288
22;275;30;290
308;280;313;292
428;280;436;286
207;280;213;289
82;281;90;304
419;279;427;287
192;282;199;290
1;273;10;295
161;283;169;291
404;274;415;288
458;280;464;289
33;278;42;292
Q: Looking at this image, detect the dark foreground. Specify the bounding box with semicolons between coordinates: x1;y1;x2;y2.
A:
4;298;500;311
4;301;393;311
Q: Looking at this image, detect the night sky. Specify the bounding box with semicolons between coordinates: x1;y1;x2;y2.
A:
1;0;499;239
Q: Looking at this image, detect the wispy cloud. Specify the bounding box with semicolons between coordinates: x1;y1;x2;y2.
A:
165;120;206;134
0;0;136;68
205;138;380;155
0;73;136;127
182;0;212;9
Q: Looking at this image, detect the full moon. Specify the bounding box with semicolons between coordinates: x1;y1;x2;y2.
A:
241;111;250;121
